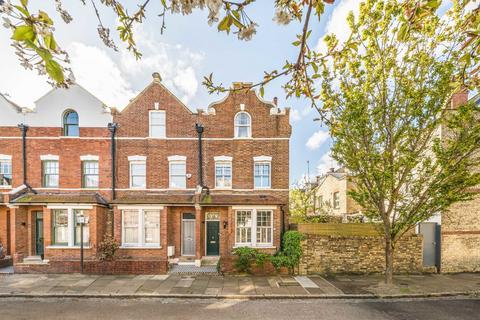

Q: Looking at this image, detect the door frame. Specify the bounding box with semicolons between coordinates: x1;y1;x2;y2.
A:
205;212;220;256
181;213;196;256
34;211;44;257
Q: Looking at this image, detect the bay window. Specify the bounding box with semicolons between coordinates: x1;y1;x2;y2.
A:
235;208;274;247
50;207;90;247
122;208;161;247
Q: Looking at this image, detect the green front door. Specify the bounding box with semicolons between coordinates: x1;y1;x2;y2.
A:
206;221;220;256
35;212;44;257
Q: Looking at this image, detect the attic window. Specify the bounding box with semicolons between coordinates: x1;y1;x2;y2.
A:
234;112;251;138
63;110;79;136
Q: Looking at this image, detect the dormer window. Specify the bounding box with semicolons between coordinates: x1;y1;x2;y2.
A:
63;110;79;136
234;112;251;138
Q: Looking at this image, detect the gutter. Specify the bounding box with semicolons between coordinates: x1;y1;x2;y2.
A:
108;122;118;200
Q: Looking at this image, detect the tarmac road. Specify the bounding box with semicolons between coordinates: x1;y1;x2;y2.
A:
0;296;478;320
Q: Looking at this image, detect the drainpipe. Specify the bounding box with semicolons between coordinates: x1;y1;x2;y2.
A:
195;123;204;188
108;122;118;200
17;124;28;186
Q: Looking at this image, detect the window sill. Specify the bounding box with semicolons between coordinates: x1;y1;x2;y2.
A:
147;137;167;139
253;187;272;190
60;136;80;139
120;246;162;249
233;137;253;140
233;245;276;249
47;245;91;249
0;186;12;189
213;187;232;190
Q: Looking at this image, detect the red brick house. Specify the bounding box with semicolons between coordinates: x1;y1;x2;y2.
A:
0;74;291;273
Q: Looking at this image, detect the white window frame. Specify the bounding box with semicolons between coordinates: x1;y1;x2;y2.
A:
149;110;166;138
0;154;12;188
333;191;340;209
234;111;252;138
128;155;146;189
253;156;272;190
234;208;274;247
121;208;161;248
168;155;187;189
214;156;232;189
47;205;92;248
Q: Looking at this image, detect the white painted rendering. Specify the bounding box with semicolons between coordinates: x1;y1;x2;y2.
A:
214;156;233;162
253;156;272;162
40;154;59;160
0;94;26;126
80;155;100;161
128;155;147;161
168;155;187;162
26;84;112;127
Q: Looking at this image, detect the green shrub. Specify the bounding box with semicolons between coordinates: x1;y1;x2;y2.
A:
232;231;306;274
97;235;119;261
232;247;258;272
271;231;305;273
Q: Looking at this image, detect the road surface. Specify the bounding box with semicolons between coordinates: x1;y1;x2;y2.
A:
0;297;478;319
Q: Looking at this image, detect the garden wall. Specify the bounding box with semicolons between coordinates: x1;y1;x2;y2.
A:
14;259;168;275
299;233;423;275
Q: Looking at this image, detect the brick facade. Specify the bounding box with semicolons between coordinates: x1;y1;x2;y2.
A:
0;76;291;274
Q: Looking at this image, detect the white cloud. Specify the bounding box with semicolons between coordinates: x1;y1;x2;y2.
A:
316;152;338;175
0;29;50;109
68;42;137;109
316;0;360;53
119;25;204;105
306;130;329;150
290;109;301;122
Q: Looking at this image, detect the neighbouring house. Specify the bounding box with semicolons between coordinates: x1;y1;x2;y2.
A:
313;167;362;221
440;92;480;273
0;73;291;274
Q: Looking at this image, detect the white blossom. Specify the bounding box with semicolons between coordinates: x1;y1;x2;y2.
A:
237;22;257;41
274;8;294;25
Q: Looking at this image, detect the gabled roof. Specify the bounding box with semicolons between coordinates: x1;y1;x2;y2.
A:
120;77;193;115
316;168;347;188
34;83;111;113
0;93;24;113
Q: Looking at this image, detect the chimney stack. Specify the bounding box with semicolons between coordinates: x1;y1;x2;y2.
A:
273;97;278;106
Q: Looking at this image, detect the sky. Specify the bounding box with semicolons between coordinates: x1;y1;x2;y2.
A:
0;0;362;185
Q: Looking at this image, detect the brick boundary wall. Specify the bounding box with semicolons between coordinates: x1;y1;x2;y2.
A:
14;259;168;275
299;234;423;275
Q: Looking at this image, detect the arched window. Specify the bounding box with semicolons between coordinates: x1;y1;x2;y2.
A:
234;112;251;138
63;110;79;136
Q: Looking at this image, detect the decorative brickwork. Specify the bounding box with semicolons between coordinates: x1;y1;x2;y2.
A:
298;234;423;275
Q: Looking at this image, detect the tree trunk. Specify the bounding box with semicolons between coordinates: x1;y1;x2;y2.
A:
384;236;394;285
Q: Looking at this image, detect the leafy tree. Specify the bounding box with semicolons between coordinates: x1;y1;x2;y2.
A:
289;179;317;222
320;0;480;284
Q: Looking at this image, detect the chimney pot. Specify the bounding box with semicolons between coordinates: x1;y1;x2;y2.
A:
152;72;162;82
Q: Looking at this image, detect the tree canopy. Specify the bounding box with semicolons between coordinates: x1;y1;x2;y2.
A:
320;0;480;283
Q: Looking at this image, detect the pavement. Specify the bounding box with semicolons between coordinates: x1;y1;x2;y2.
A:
0;272;478;299
0;296;479;319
